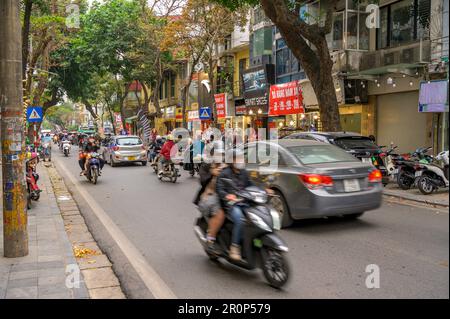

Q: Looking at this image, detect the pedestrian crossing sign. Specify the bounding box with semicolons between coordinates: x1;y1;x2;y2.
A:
199;107;211;120
27;106;43;123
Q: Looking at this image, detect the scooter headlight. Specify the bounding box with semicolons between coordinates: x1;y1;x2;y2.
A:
249;192;268;204
247;212;272;232
270;208;281;231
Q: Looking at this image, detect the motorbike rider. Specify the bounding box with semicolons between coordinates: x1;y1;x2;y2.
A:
79;135;104;176
194;147;227;255
149;135;164;162
216;149;273;261
158;135;176;177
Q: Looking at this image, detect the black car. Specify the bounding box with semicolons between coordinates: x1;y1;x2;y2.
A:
284;132;388;185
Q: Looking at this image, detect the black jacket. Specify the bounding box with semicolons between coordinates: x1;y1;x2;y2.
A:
193;162;213;205
216;166;254;209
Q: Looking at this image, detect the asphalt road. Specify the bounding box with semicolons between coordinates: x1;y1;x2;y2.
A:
52;147;449;299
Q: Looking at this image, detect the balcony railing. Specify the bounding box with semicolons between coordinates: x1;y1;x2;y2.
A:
359;40;431;73
216;80;244;98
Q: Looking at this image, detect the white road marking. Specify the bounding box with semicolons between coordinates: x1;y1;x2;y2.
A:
54;157;177;299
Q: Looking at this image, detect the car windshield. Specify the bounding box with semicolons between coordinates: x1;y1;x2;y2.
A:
117;138;141;146
333;137;378;150
288;145;358;165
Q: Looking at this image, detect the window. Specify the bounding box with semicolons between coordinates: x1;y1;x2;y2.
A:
170;75;175;98
159;82;164;100
116;137;142;146
164;78;169;99
288;145;358;165
377;0;431;49
252;27;272;57
390;0;415;46
275;38;303;83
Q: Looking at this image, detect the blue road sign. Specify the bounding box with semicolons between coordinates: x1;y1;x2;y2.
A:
199;107;211;120
27;106;43;123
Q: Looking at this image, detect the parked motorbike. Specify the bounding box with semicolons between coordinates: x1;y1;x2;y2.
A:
62;141;71;157
86;153;101;184
26;154;41;209
194;178;290;288
416;150;449;195
396;147;432;190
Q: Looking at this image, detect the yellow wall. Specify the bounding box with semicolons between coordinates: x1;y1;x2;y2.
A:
233;47;250;97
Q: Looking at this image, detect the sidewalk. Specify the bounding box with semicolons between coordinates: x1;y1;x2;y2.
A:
383;183;449;207
0;163;89;299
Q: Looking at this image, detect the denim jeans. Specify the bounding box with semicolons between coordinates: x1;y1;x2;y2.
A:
230;205;245;245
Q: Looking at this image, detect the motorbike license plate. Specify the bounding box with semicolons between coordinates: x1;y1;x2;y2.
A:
344;179;361;192
361;157;372;164
415;171;422;177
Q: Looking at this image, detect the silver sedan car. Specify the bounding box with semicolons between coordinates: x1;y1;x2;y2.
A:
102;135;148;167
244;139;383;228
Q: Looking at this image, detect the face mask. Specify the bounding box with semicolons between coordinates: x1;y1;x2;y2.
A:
234;162;245;170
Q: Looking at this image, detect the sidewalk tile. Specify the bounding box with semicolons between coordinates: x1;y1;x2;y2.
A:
38;275;66;286
7;277;38;289
6;287;38;299
9;270;38;280
82;268;120;289
89;287;125;299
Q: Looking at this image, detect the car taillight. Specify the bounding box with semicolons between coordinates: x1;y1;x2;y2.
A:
299;174;333;189
112;146;119;151
368;169;382;182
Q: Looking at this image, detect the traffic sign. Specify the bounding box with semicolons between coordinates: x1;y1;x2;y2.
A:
199;107;211;120
26;106;43;123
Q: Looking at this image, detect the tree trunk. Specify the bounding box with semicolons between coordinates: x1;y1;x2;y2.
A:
259;0;341;132
106;101;116;134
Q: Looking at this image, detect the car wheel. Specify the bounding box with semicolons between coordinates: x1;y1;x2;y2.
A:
142;161;147;166
344;212;364;219
270;190;293;228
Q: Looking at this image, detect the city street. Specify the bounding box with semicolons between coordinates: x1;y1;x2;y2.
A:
52;148;449;299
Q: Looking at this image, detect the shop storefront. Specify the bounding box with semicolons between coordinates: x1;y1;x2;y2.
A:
188;110;201;136
242;65;274;139
419;80;449;153
162;106;176;133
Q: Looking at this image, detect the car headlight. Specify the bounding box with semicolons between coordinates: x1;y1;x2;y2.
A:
247;212;272;232
270;208;281;231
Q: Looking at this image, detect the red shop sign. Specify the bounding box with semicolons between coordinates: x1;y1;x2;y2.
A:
269;81;304;116
214;93;227;118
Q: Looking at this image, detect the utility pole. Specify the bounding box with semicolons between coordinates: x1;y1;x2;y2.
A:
0;0;29;257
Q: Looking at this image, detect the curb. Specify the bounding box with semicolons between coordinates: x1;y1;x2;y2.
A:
383;190;449;208
44;162;126;299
